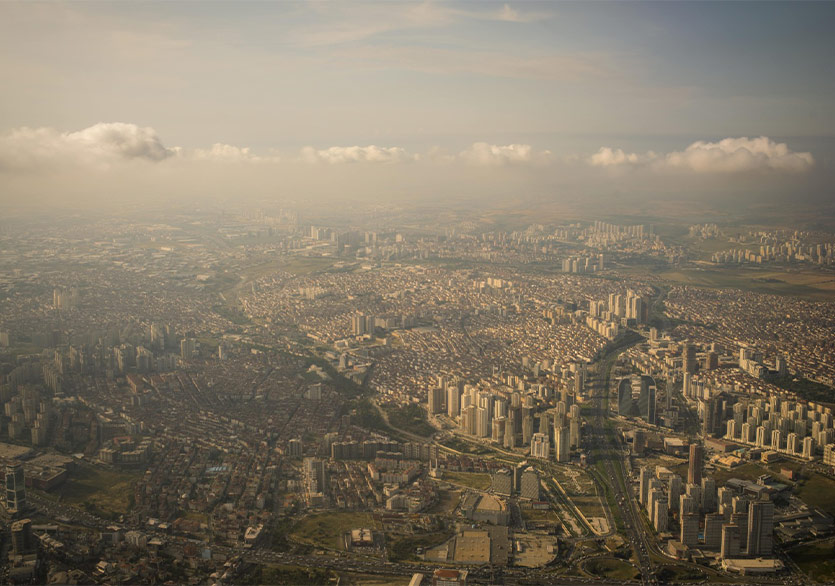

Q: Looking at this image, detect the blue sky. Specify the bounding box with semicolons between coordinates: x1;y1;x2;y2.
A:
0;1;833;210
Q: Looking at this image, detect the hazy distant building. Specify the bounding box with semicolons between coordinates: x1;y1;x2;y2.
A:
10;518;34;556
530;433;549;459
476;406;490;438
352;314;371;336
428;386;444;415
683;343;697;375
447;386;460;418
637;376;657;424
569;417;581;448
304;458;327;495
639;467;651;506
287;438;303;458
180;337;196;361
554;424;570;463
522;415;533;445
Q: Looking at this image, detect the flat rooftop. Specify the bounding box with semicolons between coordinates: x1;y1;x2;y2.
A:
454;530;490;564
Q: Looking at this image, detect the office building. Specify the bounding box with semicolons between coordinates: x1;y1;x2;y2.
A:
653;499;668;532
681;513;699;547
701;477;716;512
747;500;774;556
428;386;444;415
721;524;741;559
5;463;26;514
688;444;703;486
180;337;196;361
704;513;723;549
683;343;697;375
554;424;570;463
639;467;652;506
668;475;682;513
10;518;34;556
304;458;327;495
287;438;303;458
447;386;460;418
530;433;549;459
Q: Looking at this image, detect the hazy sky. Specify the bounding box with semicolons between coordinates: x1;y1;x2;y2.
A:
1;1;833;214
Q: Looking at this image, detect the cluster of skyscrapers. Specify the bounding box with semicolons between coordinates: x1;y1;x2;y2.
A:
638;444;774;560
617;375;657;425
491;462;541;501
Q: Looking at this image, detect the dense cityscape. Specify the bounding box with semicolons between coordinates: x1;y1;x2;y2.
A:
0;207;833;585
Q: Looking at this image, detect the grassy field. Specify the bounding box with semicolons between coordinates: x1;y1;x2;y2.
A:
765;373;835;405
655;564;708;583
572;495;606;518
440;436;490;455
337;572;412;585
384;404;435;437
584;557;640;581
389;530;454;562
795;473;835;516
655;267;835;299
521;508;560;523
708;462;768;485
59;465;140;517
789;539;835;583
443;471;492;491
240;563;335;585
291;512;377;550
552;465;606;520
426;489;460;514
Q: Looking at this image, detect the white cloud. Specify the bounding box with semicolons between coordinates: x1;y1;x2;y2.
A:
665;137;814;173
0;124;289;171
192;143;277;163
459;142;551;166
588;137;814;173
0;122;175;170
300;145;413;164
588;147;653;167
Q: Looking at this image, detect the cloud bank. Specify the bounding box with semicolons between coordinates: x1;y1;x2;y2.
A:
300;145;412;164
459;142;551;166
0;125;816;180
588;136;814;173
0;123;175;171
0;124;558;172
192;143;278;163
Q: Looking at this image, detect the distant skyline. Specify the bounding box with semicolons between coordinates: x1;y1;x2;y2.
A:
1;1;833;212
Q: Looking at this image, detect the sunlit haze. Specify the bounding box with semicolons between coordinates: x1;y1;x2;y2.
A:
1;1;834;218
2;4;835;586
